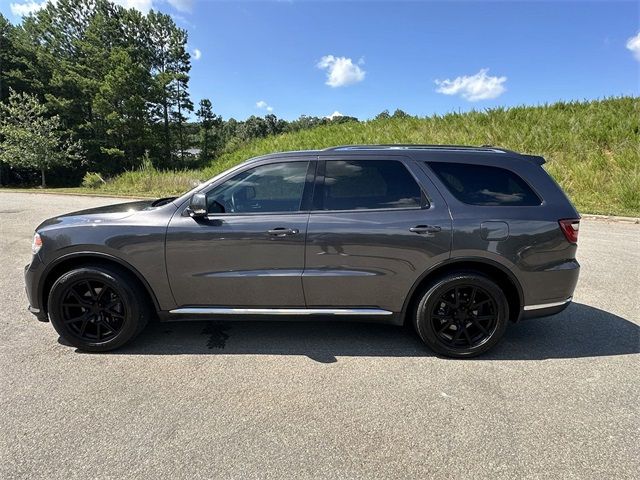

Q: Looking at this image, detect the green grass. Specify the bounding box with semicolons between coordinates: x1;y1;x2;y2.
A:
92;96;639;216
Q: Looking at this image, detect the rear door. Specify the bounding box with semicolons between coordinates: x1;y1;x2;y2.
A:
302;155;452;313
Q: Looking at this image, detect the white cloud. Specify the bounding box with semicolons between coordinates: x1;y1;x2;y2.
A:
112;0;154;13
256;100;274;112
435;68;507;101
10;0;50;16
325;111;343;120
626;32;640;61
317;55;366;87
192;48;202;60
166;0;192;13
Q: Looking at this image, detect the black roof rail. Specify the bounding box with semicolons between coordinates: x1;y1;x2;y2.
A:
323;144;508;153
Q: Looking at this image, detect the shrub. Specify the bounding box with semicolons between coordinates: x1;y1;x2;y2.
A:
82;172;105;189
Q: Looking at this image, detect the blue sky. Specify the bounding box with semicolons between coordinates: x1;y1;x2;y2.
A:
3;0;639;120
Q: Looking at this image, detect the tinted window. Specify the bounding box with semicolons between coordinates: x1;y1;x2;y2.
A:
206;162;308;214
428;162;541;206
321;160;423;211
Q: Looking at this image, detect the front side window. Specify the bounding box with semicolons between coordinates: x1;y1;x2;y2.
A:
428;162;542;206
320;160;423;211
206;161;309;214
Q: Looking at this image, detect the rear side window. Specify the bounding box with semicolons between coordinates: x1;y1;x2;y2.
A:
428;162;541;206
321;160;423;210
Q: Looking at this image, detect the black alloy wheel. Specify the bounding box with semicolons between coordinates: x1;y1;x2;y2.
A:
60;279;126;343
430;285;498;349
415;272;509;358
48;266;149;352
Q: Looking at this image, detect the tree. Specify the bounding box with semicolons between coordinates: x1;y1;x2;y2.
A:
93;47;152;172
196;98;222;163
0;90;81;187
375;109;390;120
392;109;410;119
147;11;193;168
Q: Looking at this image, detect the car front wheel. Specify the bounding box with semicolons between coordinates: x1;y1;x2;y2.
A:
48;266;149;352
414;272;509;358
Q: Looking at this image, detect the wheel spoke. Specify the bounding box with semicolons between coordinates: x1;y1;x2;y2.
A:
471;318;489;334
95;323;101;341
64;312;90;324
79;317;90;336
468;287;477;306
471;299;491;309
104;320;120;334
96;286;110;303
437;320;454;333
69;290;92;307
462;324;473;344
85;281;97;301
105;305;124;318
452;327;463;343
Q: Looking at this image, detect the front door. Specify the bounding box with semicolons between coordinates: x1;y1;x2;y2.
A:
166;159;314;307
302;156;452;313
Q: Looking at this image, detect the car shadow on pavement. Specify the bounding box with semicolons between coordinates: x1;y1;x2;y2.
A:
69;302;639;363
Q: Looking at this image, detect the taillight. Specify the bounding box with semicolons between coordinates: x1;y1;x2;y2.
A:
558;218;580;244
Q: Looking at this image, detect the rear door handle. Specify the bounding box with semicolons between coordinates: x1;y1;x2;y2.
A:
267;227;299;237
409;225;442;235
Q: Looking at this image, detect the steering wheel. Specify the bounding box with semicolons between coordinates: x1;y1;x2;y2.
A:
230;190;239;212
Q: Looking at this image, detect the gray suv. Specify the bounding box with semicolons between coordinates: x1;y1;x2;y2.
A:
25;145;580;357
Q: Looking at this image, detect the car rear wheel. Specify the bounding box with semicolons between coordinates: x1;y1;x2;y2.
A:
48;266;149;352
414;272;509;358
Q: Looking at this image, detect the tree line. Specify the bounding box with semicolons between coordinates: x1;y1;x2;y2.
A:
0;0;408;188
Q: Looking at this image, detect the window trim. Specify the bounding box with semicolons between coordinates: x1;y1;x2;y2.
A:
426;161;543;207
312;158;429;213
198;159;316;217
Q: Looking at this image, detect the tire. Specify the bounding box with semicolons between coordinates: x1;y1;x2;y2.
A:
48;266;149;352
414;272;509;358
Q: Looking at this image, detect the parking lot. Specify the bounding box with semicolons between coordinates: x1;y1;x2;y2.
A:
1;192;638;479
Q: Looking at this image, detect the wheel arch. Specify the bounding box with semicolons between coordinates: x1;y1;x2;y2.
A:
40;252;160;315
402;257;524;324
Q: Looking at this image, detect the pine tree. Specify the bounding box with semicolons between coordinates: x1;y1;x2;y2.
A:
147;11;193;168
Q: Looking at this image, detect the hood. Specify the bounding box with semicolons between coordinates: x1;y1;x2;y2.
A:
37;199;159;229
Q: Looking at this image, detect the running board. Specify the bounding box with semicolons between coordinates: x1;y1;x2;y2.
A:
169;307;394;316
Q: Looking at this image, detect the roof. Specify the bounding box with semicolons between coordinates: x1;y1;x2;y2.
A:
244;144;545;165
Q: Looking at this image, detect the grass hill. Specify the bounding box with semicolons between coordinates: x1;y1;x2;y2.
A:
103;96;639;216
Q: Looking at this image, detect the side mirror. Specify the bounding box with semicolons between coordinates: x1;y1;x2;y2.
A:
187;192;207;218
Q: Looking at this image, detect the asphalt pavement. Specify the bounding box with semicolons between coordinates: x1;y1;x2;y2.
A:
0;192;638;479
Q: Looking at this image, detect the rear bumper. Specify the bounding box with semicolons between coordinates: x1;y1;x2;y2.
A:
519;259;580;320
521;296;572;320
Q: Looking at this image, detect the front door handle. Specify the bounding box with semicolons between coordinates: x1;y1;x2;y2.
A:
409;225;442;235
267;227;299;237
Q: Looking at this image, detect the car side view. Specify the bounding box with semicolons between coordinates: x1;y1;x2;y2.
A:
25;145;581;357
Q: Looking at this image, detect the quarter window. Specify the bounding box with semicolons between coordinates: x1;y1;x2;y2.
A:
320;160;423;211
206;162;309;214
428;162;541;206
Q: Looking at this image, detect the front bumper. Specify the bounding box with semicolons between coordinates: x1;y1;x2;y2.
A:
25;257;48;322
